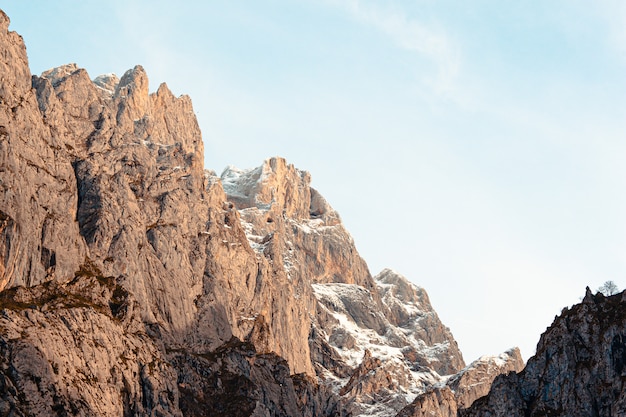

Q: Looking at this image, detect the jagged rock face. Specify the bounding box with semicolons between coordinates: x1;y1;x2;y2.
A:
377;268;465;375
0;270;341;417
396;387;458;417
221;160;468;415
310;269;465;416
446;347;524;409
460;289;626;417
221;159;370;289
171;339;349;417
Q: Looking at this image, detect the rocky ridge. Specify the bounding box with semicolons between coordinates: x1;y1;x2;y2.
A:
0;9;522;416
404;288;626;417
457;288;626;416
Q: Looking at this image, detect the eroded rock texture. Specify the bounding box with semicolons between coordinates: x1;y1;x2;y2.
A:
0;9;324;415
0;272;181;417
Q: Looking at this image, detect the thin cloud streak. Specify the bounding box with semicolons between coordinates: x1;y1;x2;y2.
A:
594;0;626;61
326;0;461;96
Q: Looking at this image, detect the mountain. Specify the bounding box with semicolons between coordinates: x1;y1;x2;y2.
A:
0;9;521;416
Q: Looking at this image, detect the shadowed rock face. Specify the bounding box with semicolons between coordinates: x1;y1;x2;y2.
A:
0;8;518;417
459;289;626;417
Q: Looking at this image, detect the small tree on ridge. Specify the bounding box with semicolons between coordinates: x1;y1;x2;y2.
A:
598;280;619;296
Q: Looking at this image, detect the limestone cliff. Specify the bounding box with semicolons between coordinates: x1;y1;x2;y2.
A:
0;8;517;416
0;272;181;416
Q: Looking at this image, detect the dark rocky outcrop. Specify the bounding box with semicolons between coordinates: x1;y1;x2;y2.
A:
170;338;349;417
404;289;626;416
459;288;626;417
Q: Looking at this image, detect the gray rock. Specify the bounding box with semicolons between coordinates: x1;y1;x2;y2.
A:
396;348;524;417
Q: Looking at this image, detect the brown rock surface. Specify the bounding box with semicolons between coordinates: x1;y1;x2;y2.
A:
0;272;181;416
0;12;87;291
1;7;314;376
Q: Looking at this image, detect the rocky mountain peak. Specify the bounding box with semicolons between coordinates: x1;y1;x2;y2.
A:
376;268;433;317
221;157;339;225
40;63;82;86
0;9;7;28
114;65;150;124
308;267;467;416
447;347;524;408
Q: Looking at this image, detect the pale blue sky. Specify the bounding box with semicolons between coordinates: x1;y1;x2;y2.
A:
3;1;626;363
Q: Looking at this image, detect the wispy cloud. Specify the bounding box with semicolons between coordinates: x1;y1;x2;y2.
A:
326;0;461;96
590;0;626;63
607;1;626;61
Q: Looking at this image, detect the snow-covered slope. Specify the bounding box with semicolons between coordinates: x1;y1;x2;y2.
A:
311;269;465;416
